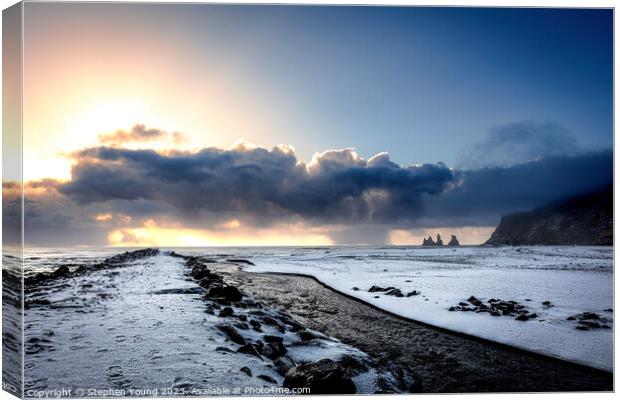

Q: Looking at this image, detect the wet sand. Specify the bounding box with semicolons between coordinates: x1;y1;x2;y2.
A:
214;263;613;393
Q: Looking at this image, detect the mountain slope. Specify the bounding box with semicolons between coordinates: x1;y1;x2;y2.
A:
485;184;613;246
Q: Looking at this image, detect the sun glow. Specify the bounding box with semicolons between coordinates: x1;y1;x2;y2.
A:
107;224;334;247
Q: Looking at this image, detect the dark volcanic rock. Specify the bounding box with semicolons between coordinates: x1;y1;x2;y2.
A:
237;344;262;359
368;286;404;297
283;359;356;394
221;286;243;302
219;307;234;317
485;184;612;246
435;234;444;246
257;375;277;384
422;236;436;246
448;235;460;246
226;259;255;266
273;355;297;376
217;324;246;345
51;266;71;279
261;341;287;360
240;366;252;377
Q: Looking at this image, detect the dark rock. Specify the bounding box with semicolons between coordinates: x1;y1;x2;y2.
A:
422;236;436;246
283;359;356;394
207;284;224;298
192;267;211;280
273;355;297;376
219;307;234;317
261;341;287;360
257;375;277;384
406;290;420;297
579;312;601;320
485;184;612;246
368;286;386;293
237;344;262;359
215;346;235;353
298;329;329;342
576;325;589;331
352;287;359;291
409;379;423;393
468;296;482;307
579;321;601;328
384;288;404;297
263;335;284;343
435;234;444;246
222;286;243;302
249;320;262;332
217;324;246;345
338;355;369;375
515;314;529;321
240;367;252;377
234;322;249;330
226;259;255;266
448;235;460;246
51;266;71;279
262;316;286;333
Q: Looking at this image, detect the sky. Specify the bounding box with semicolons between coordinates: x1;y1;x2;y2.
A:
3;4;613;247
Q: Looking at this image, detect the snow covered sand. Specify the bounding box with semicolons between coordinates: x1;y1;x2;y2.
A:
23;251;412;395
243;246;613;371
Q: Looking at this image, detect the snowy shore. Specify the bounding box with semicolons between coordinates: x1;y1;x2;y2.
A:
243;246;613;371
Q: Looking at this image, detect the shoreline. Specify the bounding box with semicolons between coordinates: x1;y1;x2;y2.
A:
213;262;613;392
262;270;613;374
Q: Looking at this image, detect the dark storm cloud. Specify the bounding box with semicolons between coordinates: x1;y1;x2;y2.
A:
422;150;613;227
59;146;455;225
458;121;580;169
9;122;613;246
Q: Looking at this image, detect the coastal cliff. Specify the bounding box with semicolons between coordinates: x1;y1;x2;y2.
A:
485;184;612;246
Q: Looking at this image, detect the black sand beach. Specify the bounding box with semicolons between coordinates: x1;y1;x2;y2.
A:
213;262;613;393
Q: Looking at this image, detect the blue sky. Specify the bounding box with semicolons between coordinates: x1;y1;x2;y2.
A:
173;5;613;165
17;4;614;246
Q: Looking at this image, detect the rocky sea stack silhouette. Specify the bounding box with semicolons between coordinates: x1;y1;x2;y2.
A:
422;234;459;247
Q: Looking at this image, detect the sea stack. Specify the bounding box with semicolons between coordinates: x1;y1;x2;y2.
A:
422;236;436;246
448;235;460;246
436;234;444;246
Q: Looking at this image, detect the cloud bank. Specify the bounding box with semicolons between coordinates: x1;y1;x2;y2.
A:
6;122;612;246
458;121;580;169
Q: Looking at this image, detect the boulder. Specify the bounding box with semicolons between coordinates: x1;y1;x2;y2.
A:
222;286;243;302
283;359;356;394
273;355;297;376
217;324;246;345
237;344;262;359
261;341;287;360
51;266;71;279
257;375;277;384
219;307;234;317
